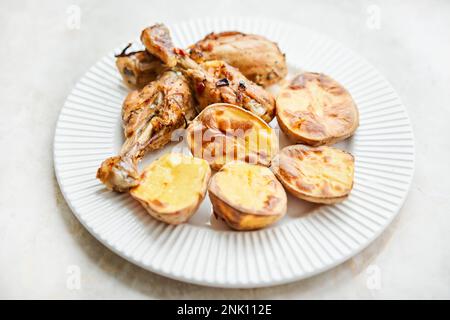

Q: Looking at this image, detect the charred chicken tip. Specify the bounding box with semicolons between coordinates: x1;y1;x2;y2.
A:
115;43;133;57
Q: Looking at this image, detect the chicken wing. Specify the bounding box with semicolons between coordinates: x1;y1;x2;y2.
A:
96;70;195;192
115;44;166;90
141;24;276;123
117;28;287;90
141;24;178;67
189;31;287;87
186;60;276;122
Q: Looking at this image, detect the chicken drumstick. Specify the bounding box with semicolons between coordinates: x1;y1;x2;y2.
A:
141;24;276;123
96;70;195;192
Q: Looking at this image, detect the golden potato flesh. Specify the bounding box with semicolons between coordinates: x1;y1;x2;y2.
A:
186;103;278;170
130;153;211;224
276;72;359;146
209;161;287;230
271;145;354;204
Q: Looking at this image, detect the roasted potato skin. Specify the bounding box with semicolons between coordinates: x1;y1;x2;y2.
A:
209;193;282;230
134;190;208;225
186;103;278;170
271;145;355;204
190;31;287;87
276;72;359;146
208;161;287;231
130;154;211;224
132;171;210;224
271;174;349;205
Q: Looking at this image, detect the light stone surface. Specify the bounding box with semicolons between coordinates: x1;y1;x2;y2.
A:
0;0;449;299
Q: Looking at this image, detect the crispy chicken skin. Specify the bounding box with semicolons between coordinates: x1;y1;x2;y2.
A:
120;70;196;155
141;24;276;123
117;27;287;90
190;31;287;87
97;70;195;192
115;45;166;90
187;60;276;122
141;24;177;67
96;156;140;193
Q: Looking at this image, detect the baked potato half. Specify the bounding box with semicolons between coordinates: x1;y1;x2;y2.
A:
276;72;359;146
130;153;211;224
271;145;355;204
209;161;287;230
186;103;278;170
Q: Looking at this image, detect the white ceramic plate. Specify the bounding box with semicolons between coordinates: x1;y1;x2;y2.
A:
54;17;415;288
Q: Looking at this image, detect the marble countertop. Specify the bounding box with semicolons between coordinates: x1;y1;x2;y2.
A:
1;0;449;299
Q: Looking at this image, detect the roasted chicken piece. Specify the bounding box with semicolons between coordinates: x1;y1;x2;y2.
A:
186;60;276;122
121;70;196;153
141;24;276;123
189;31;287;87
115;44;166;90
96;156;140;193
117;28;287;90
141;24;178;68
97;70;195;192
